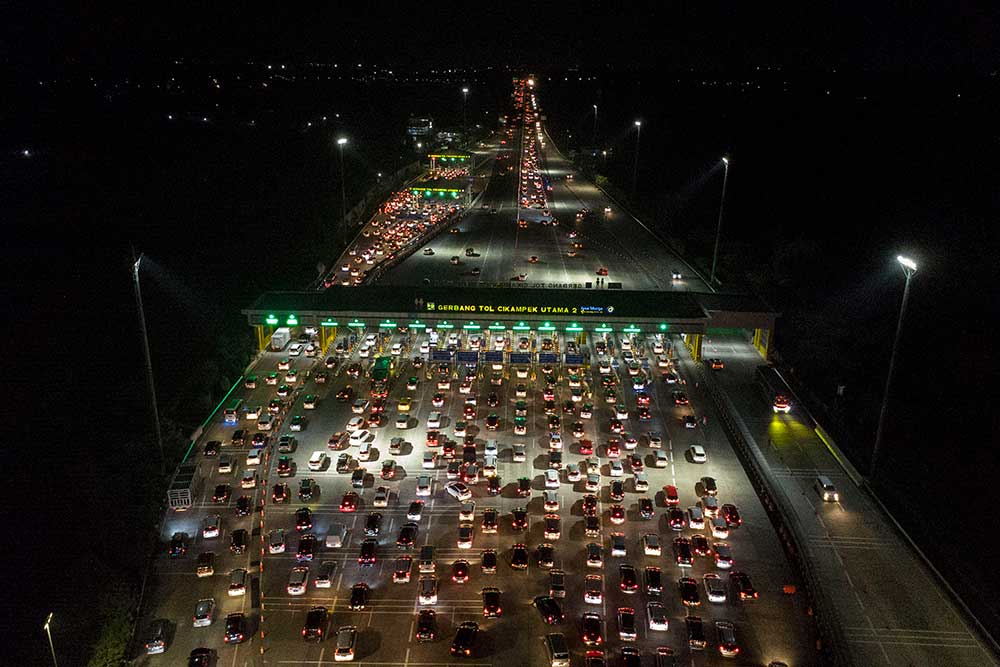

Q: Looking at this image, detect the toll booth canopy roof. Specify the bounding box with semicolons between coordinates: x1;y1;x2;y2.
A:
247;286;712;323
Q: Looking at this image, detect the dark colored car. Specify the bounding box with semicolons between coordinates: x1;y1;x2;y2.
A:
296;533;316;561
295;507;312;532
397;522;418;548
532;595;564;625
673;537;693;567
364;512;382;536
340;491;359;512
272;483;289;503
229;528;248;555
349;583;369;610
732;571;759;600
298;478;317;501
223;613;246;644
302;606;328;642
487;476;501;496
511;507;528;531
679;577;701;606
482;587;502;617
277;456;293;477
645;566;663;594
639;497;655;519
721;504;743;528
203;440;220;457
234;495;252;516
381;459;396;479
358;538;377;566
169;532;187;558
517;477;531;497
582;494;599;516
581;612;604;647
213;484;231;503
619;564;639;592
452;559;470;583
415;609;437;642
450;621;479;657
511;543;529;569
610;480;625;501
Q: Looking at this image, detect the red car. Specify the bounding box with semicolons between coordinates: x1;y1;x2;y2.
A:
596;267;608;276
340;492;359;512
721;504;743;528
664;485;680;505
579;439;594;455
606;442;621;459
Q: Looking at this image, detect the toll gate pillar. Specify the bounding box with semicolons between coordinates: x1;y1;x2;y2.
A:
752;328;771;360
685;333;703;362
255;325;268;353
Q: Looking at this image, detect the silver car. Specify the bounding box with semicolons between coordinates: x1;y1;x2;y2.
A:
315;561;337;589
192;598;215;628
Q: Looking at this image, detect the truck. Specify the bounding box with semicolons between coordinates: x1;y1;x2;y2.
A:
270;327;291;351
167;461;198;511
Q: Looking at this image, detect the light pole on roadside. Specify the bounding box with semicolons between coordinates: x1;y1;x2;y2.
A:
337;137;348;247
710;156;730;285
462;87;469;142
44;612;58;667
592;105;598;154
132;250;165;476
631;120;642;195
869;254;918;481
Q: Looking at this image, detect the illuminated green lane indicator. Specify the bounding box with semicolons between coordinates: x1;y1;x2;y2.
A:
512;321;531;332
565;323;584;332
265;314;279;325
286;314;299;326
623;325;642;334
436;321;455;329
593;324;613;333
462;322;481;330
537;321;556;332
488;322;506;331
347;319;366;328
379;320;397;329
321;319;338;327
408;321;427;329
658;323;669;331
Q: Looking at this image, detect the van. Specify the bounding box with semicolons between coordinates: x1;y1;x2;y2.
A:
815;475;839;502
419;545;436;573
544;633;570;667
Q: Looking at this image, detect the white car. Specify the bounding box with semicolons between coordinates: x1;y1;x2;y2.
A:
713;542;734;569
704;573;728;603
391;343;403;356
566;463;582;482
422;451;436;469
544;469;560;489
516;366;529;378
446;481;472;502
373;486;390;507
459;502;476;521
653;341;665;354
228;568;247;597
407;501;424;521
358;343;371;358
202;515;221;539
305;343;318;357
585;575;603;603
416;475;432;497
420;342;430;354
418;576;438;605
357;441;373;461
287;566;309;595
350;429;372;446
257;414;273;431
688;506;706;530
585;473;601;492
308;451;328;471
268;529;286;554
314;561;337;589
240;470;257;489
427;411;442;429
710;517;730;539
647;602;669;630
346;416;366;432
352;399;370;415
246;448;263;466
485;440;499;457
643;534;662;556
289;343;303;356
689;444;707;463
609;460;624;477
244;405;261;420
549;433;562;450
702;496;719;516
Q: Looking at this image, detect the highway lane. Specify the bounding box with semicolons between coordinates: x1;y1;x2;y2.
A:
691;333;998;666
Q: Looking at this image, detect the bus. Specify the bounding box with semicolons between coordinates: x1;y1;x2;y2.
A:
370;357;394;398
223;398;244;425
755;365;792;413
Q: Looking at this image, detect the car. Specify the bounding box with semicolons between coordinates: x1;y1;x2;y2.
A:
645;565;663;594
481;548;498;574
714;542;734;569
294;507;312;531
209;482;231;504
692;533;713;557
296;533;317;561
419;575;439;604
457;523;475;549
228;567;247;596
689;444;707;462
446;481;472;502
584;573;604;604
533;595;564;625
286;565;310;595
617;606;637;640
349;583;369;610
605;441;620;459
609;504;625;525
223;612;247;645
351;468;366;488
673;537;693;567
340;491;359;512
581;612;604;647
703;573;728;602
619;563;639;593
672;391;689;406
609;460;624;477
201;514;221;539
643;533;662;556
235;495;252;517
688;505;706;529
663;484;680;505
452;558;471;583
356;537;377;566
415;609;437;642
732;571;759;600
290;415;306;431
364;512;382;537
711;516;730;539
240;469;257;489
511;543;529;570
679;576;701;606
609;479;625;501
393;556;413;584
296;477;317;501
335;453;351;473
721;503;743;527
334;625;358;661
544;514;561;540
302;606;328;642
716;620;740;657
668;507;687;530
450;621;479;657
416;475;432;496
350;429;372;446
596;267;608;276
544;469;560;489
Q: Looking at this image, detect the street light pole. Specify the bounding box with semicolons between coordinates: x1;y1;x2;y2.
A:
592;105;598;154
337;137;348;248
462;87;469;144
631;120;642;196
869;255;918;481
44;612;58;667
132;251;165;476
710;156;730;285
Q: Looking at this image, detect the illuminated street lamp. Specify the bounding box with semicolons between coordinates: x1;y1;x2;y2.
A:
632;120;642;195
337;137;348;246
132;251;165;475
869;254;918;481
462;87;469;141
44;612;58;667
709;156;730;285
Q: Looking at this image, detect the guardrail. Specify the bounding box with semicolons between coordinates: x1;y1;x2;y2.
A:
693;361;850;666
